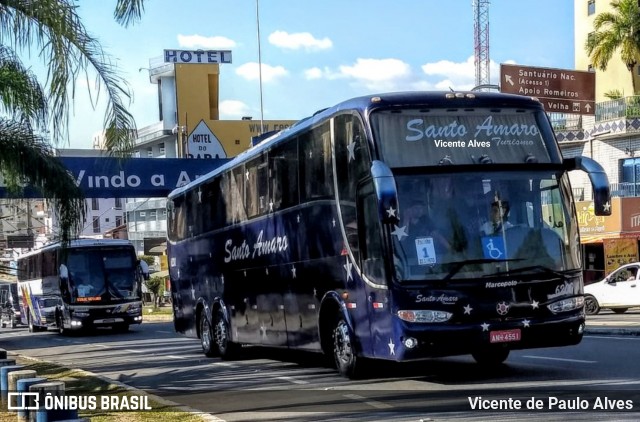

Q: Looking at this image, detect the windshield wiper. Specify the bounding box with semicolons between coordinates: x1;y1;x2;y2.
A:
487;265;567;278
442;258;524;281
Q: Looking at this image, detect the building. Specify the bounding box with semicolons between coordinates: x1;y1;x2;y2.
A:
127;52;296;256
555;0;640;282
574;0;638;100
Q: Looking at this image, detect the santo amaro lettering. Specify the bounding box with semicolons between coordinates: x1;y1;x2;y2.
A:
405;116;539;142
224;230;289;263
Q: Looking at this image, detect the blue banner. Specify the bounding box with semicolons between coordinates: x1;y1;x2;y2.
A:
0;157;229;198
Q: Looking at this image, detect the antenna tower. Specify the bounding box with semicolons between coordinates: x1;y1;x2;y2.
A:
473;0;490;89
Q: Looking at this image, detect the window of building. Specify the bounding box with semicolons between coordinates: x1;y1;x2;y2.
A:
114;198;122;209
588;0;595;15
115;216;123;226
159;143;165;155
147;148;153;158
91;198;99;211
92;217;101;233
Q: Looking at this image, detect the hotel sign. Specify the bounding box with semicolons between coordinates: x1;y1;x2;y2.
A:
500;64;595;116
164;49;232;64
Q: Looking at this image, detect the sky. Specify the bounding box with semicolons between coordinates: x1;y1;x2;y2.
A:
58;0;575;149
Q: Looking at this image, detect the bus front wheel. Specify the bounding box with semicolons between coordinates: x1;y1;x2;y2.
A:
472;347;510;365
333;317;361;378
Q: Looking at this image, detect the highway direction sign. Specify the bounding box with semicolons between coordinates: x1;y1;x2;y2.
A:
500;64;595;116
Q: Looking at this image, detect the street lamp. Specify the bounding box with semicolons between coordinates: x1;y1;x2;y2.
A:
256;0;265;134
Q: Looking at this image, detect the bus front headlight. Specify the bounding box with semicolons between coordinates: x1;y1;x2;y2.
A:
397;310;452;323
547;296;584;314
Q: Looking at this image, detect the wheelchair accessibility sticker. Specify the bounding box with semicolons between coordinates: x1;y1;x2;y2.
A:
481;236;507;260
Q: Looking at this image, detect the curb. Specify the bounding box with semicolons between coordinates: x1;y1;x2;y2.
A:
9;353;225;422
584;326;640;336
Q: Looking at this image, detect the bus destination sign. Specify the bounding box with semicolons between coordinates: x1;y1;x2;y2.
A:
500;64;595;116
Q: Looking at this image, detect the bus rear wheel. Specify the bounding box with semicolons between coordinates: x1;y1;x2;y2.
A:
200;313;217;357
213;309;238;359
333;317;361;378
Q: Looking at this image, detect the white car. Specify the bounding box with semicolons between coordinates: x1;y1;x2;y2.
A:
584;262;640;315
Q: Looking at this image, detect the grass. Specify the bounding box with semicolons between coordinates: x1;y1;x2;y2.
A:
142;304;173;322
0;358;212;421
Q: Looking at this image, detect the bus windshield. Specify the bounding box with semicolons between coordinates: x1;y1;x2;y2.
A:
392;171;580;281
66;247;138;302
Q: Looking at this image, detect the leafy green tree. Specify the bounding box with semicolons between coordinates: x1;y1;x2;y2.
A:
145;275;165;309
586;0;640;94
0;0;146;244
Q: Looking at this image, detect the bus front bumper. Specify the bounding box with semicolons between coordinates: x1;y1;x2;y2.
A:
389;313;585;361
68;314;143;330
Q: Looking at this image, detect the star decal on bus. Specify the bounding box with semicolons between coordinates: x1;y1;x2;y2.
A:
603;201;611;212
523;319;531;328
347;141;356;162
481;322;490;331
386;206;397;218
391;225;408;240
344;257;353;282
531;300;539;309
388;339;395;355
291;265;297;278
463;304;473;315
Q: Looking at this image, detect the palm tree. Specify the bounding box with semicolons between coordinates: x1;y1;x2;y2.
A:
0;0;146;245
586;0;640;94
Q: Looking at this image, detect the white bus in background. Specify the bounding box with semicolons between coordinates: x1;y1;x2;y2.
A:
17;239;149;334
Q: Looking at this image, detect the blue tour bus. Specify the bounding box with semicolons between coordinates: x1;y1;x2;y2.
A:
166;91;611;378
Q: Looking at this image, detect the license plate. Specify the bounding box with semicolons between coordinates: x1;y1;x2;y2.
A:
490;328;521;343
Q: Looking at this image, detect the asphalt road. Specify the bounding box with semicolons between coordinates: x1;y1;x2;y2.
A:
2;313;640;421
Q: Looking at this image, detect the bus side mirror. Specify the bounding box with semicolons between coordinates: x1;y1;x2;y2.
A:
563;156;611;216
138;260;150;280
371;160;400;224
59;264;69;281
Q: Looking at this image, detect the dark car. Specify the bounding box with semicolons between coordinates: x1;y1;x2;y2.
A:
0;281;21;329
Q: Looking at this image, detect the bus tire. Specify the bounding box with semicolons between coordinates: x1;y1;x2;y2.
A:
213;308;238;359
332;316;361;379
584;295;600;315
57;314;67;336
472;347;510;365
200;313;217;357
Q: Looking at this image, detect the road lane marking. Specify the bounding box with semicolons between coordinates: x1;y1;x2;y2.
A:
522;355;596;364
124;349;145;354
343;393;393;409
165;355;186;359
276;376;308;385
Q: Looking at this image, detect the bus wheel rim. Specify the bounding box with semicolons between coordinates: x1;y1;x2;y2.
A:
334;321;353;364
201;318;211;350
